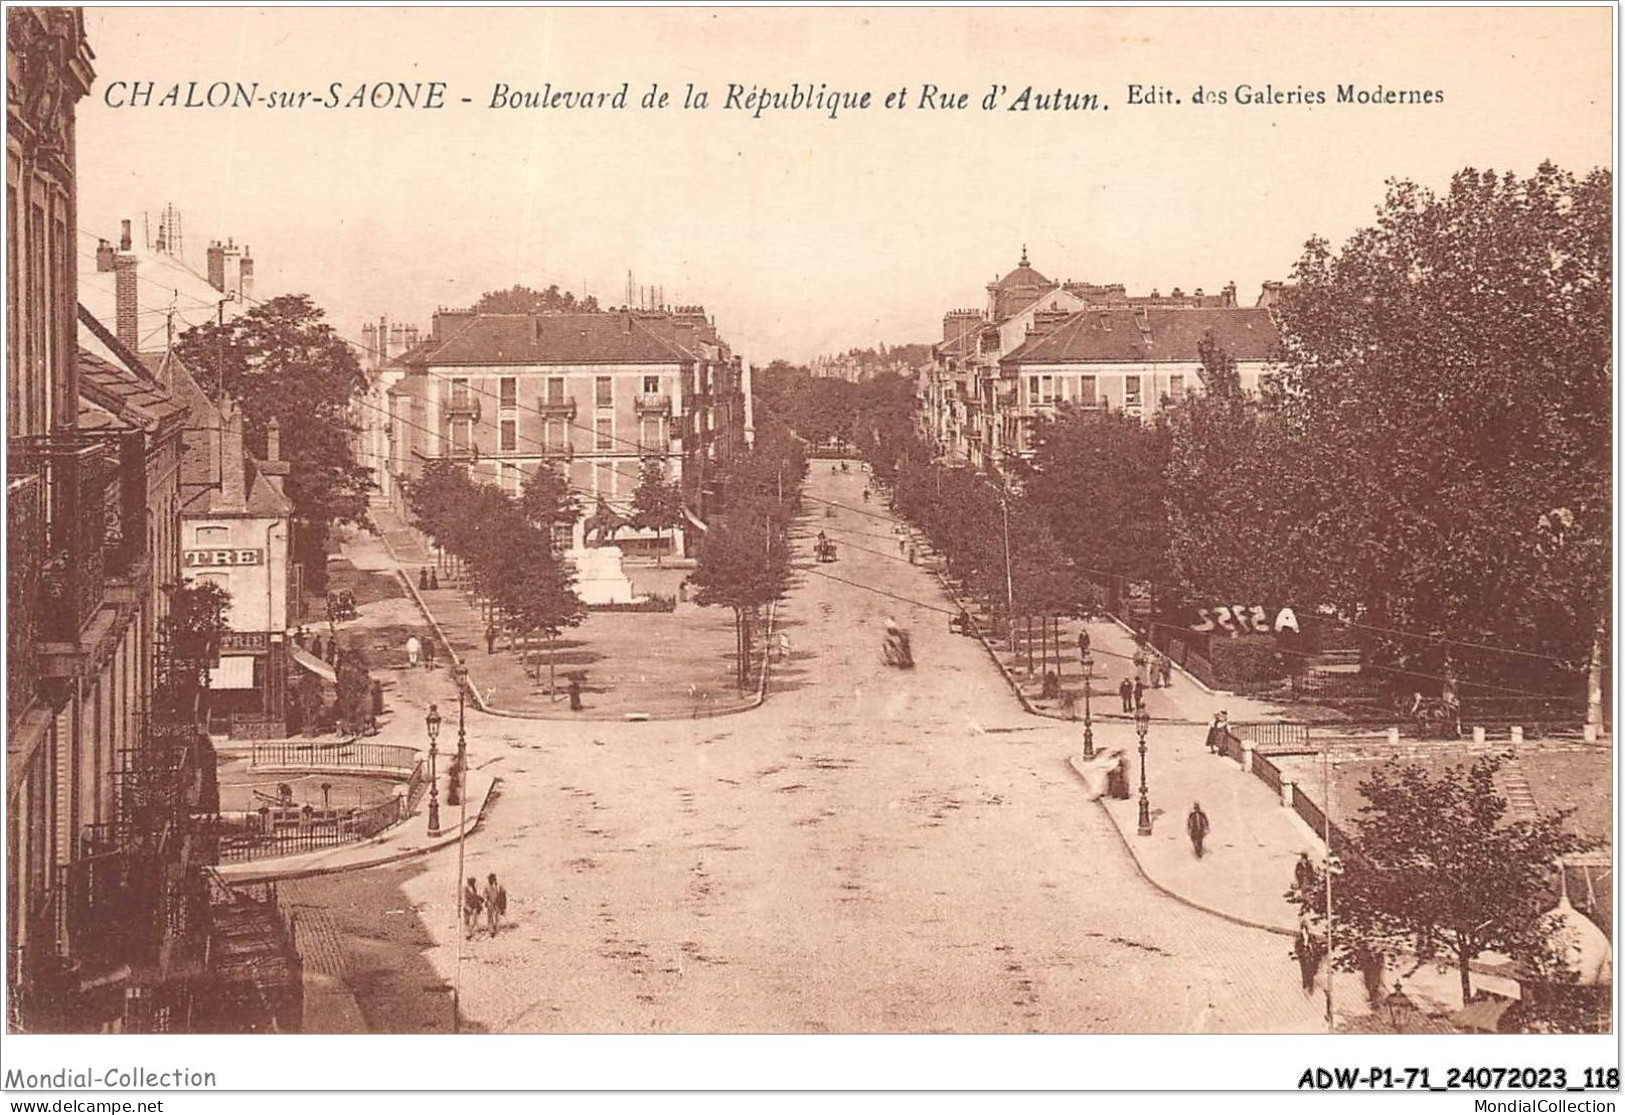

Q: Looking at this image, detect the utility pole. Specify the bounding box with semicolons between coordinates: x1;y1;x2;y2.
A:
1324;745;1335;1032
1000;487;1014;611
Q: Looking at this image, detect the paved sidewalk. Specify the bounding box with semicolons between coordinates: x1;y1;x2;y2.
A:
1077;734;1323;935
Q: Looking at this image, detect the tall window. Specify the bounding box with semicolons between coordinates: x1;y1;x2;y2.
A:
1168;374;1185;399
1028;375;1039;404
640;417;664;451
545;419;567;452
450;377;470;407
546;376;565;404
500;418;516;452
595;462;614;495
1079;376;1098;405
643;375;660;395
595;417;613;451
502;463;520;493
499;377;517;409
595;376;613;408
1124;375;1142;407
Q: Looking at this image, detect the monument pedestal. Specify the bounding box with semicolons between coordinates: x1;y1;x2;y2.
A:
568;545;636;605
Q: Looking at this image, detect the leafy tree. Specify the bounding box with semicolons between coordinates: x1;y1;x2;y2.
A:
472;283;599;314
156;579;232;723
691;499;793;687
1292;754;1591;1008
175;294;374;592
1019;405;1173;595
1164;334;1314;606
521;462;581;546
1270;163;1611;696
333;647;373;736
629;459;684;563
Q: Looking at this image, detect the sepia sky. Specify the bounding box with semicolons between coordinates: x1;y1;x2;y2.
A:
74;6;1612;364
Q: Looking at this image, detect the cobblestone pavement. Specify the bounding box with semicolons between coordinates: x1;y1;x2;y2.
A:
303;468;1330;1033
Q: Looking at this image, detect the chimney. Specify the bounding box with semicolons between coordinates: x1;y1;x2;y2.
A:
260;414;291;490
96;239;115;272
115;254;140;353
119;219;132;251
219;401;248;510
239;247;254;303
207;241;226;292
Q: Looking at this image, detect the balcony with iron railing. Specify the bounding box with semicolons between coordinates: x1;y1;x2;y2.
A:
537;396;578;419
9;433;124;642
443;393;481;421
635;392;672;415
8;470;45;728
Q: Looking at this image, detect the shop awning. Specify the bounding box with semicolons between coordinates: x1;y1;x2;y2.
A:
289;645;337;683
206;655;257;690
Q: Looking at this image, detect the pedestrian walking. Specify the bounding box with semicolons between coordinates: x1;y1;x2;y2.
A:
1294;852;1317;895
1119;678;1134;714
486;623;498;655
310;634;325;662
1133;678;1145;710
428;568;440;590
484;873;506;937
1133;646;1148;687
568;676;583;711
325;638;338;665
1186;801;1210;859
1159;653;1173;688
423;636;437;670
1205;712;1226;755
1077;627;1090;659
405;634;421;668
1294;912;1326;993
419;567;430;591
463;877;484;940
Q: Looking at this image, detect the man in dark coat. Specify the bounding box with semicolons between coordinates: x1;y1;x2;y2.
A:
1294;852;1317;895
1187;801;1210;858
1119;678;1134;714
1205;713;1227;755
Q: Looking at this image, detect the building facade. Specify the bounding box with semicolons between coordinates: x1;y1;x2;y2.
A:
388;307;747;555
173;378;295;738
919;249;1270;469
8;9;220;1032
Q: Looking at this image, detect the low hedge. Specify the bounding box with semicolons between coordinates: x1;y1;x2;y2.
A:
587;593;677;613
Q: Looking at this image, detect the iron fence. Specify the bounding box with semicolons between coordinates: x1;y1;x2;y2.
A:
250;739;418;773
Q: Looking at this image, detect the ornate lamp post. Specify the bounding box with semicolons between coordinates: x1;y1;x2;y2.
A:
447;664;468;806
1079;650;1096;760
424;703;442;835
1135;704;1153;836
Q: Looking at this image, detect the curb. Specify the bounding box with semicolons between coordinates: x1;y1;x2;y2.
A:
218;776;501;885
1066;755;1297;939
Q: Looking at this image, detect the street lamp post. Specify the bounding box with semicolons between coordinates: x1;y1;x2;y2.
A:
1135;705;1153;836
424;704;442;835
447;665;468;807
1080;650;1095;760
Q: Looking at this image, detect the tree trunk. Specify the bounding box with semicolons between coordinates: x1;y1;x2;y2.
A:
548;634;557;699
1458;938;1474;1005
1587;613;1607;731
